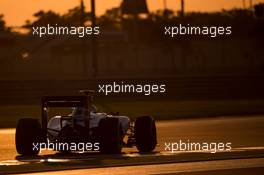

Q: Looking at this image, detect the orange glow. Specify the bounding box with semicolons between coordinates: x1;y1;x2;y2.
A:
1;0;264;26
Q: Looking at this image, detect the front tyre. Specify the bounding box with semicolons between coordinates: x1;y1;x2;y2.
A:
135;116;157;152
16;118;41;155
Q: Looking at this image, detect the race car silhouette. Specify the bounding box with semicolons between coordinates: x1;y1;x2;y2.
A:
15;90;157;155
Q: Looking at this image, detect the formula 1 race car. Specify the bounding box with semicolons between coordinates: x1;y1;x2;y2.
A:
15;90;157;155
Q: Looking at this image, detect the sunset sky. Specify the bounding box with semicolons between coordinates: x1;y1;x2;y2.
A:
1;0;264;27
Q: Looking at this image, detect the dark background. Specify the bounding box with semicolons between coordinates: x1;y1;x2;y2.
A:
0;1;264;127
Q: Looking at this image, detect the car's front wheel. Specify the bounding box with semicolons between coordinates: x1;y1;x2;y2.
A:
135;116;157;152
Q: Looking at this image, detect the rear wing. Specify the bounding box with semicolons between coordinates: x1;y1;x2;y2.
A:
42;96;88;108
41;96;90;140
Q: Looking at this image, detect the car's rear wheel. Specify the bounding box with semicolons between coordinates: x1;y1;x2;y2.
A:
16;118;42;155
98;117;122;154
135;116;157;152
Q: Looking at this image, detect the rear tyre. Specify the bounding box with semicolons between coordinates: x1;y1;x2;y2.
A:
135;116;157;152
16;118;42;155
98;117;122;154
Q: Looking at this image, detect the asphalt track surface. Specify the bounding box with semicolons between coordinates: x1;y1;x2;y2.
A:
13;158;264;175
0;115;264;174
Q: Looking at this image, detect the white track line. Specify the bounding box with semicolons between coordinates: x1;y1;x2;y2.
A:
0;147;263;166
